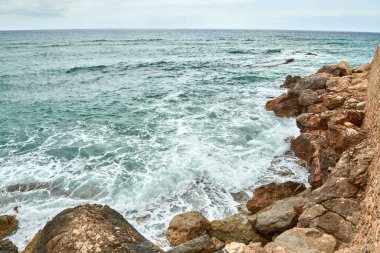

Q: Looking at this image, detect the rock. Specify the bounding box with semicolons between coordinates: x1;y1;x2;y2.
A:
281;75;301;89
231;191;250;204
284;59;294;64
167;211;211;245
322;94;345;109
317;61;352;77
265;94;301;117
246;182;306;213
306;52;317;56
327;123;367;154
0;239;18;253
289;73;331;97
208;214;255;243
307;103;328;113
225;242;264;253
322;198;359;224
297;204;327;228
167;235;215;253
310;177;358;203
296;113;326;132
211;237;224;251
264;228;337;253
255;196;303;235
298;89;319;106
0;216;18;239
23;204;164;253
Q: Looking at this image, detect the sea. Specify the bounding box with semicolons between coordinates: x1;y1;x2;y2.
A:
1;29;379;249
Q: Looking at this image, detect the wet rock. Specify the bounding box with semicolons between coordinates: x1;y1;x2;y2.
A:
231;191;250;204
0;216;18;239
264;228;337;253
281;75;301;89
265;94;301;117
208;214;255;243
0;239;18;253
23;204;164;253
298;89;319;106
246;182;306;214
167;211;211;245
255;196;303;235
284;58;294;64
317;61;352;77
167;235;215;253
289;73;331;97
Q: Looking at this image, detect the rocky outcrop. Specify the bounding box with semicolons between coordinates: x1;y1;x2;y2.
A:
264;228;337;253
0;216;18;239
0;239;18;253
23;204;164;253
246;182;305;213
167;211;211;246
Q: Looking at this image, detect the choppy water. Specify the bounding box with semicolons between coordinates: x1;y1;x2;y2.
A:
1;29;379;249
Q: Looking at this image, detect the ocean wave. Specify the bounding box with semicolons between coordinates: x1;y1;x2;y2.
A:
66;65;108;74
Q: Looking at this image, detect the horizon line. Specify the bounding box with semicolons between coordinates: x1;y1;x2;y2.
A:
1;28;380;34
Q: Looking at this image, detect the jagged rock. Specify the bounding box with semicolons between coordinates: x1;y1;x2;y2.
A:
208;214;255;243
308;211;354;243
264;228;337;253
265;94;301;117
296;113;326;132
310;177;358;203
167;235;215;253
0;239;18;253
255;196;303;235
317;61;352;77
322;94;345;109
23;204;164;253
288;73;331;97
281;75;301;89
167;211;211;245
246;182;306;213
326;77;352;93
298;89;319;106
0;216;18;239
307;103;328;113
327;123;367;154
297;204;327;228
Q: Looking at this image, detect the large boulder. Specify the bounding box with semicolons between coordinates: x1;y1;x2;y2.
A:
265;94;301;117
288;73;331;97
207;214;255;243
23;204;164;253
264;228;337;253
166;235;215;253
0;239;18;253
255;196;303;235
298;89;319;106
0;216;18;239
317;61;352;77
167;211;211;246
246;182;306;213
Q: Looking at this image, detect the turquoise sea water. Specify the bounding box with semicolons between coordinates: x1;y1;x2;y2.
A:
1;30;379;249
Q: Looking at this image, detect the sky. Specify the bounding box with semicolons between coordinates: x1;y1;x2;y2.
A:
0;0;380;32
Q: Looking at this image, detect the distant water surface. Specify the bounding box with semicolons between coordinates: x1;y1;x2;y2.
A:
0;29;379;249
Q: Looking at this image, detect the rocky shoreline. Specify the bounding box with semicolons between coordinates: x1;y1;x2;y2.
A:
1;46;379;253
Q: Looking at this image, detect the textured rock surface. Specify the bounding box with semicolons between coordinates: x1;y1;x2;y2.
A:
0;216;18;239
208;214;255;243
246;182;305;213
256;196;303;235
166;235;215;253
0;239;18;253
167;211;211;245
264;228;337;253
23;204;164;253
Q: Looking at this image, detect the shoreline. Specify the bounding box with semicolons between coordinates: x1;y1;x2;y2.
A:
1;46;379;252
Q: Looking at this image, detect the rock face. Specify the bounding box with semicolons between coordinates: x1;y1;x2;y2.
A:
0;239;18;253
208;214;255;243
317;61;352;77
167;211;211;246
0;216;18;239
23;204;164;253
255;196;303;235
246;182;305;213
264;228;337;253
166;235;215;253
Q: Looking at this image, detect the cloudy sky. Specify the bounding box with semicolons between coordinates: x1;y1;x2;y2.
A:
1;0;380;32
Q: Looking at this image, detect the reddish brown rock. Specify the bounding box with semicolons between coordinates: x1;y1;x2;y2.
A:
322;94;346;109
296;113;326;132
265;94;301;117
246;182;306;214
298;89;319;106
167;211;211;246
0;216;18;239
317;61;352;77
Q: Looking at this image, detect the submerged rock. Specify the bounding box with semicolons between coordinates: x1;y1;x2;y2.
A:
0;216;18;239
264;228;337;253
246;182;305;214
23;204;164;253
167;211;211;246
